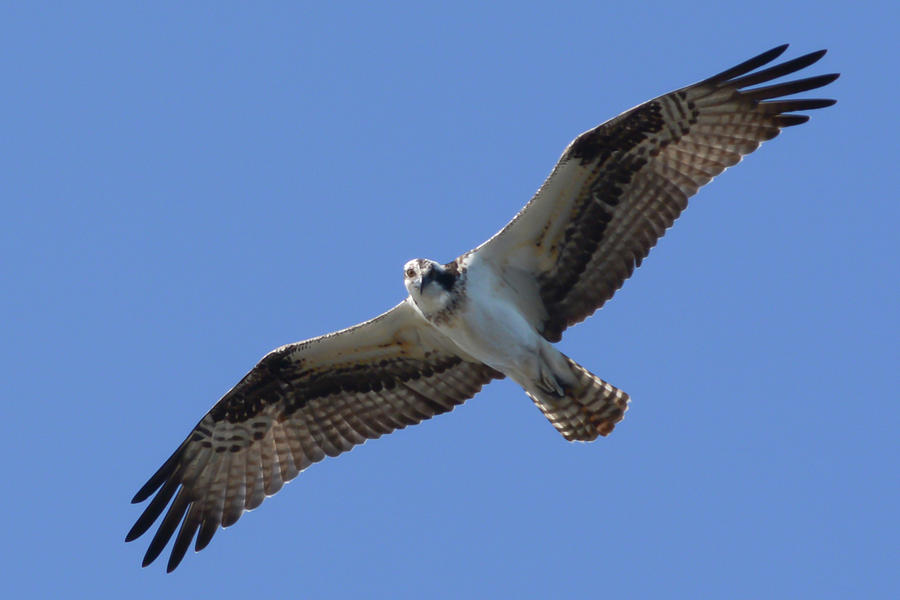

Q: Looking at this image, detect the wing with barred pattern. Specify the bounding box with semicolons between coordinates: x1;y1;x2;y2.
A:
475;45;837;341
126;300;501;571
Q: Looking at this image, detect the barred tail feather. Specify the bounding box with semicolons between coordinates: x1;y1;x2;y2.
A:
529;357;629;441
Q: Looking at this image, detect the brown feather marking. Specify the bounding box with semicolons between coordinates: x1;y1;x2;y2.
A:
528;47;836;341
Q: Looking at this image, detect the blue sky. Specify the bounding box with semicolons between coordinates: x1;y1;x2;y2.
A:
2;2;897;598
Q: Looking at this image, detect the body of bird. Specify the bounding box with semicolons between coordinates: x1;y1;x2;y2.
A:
127;44;838;571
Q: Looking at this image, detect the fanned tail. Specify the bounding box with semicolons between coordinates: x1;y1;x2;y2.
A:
528;356;629;441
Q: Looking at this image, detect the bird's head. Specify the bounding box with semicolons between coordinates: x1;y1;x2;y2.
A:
403;258;458;311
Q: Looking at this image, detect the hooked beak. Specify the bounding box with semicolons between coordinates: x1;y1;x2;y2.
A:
419;267;434;292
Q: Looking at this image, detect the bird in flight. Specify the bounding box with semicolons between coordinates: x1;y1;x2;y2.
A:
128;45;837;571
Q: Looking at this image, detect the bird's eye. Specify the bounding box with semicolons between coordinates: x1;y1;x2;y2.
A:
405;268;416;278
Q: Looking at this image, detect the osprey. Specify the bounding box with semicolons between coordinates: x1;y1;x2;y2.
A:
128;45;837;571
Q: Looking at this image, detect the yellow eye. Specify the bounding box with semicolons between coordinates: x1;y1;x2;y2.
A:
405;268;416;278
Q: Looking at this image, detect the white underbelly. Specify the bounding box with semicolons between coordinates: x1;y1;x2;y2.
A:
444;302;538;372
433;259;545;379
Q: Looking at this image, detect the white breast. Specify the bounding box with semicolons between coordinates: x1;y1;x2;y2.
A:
432;254;546;382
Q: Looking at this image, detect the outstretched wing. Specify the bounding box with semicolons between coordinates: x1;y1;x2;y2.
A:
126;300;501;571
474;45;838;342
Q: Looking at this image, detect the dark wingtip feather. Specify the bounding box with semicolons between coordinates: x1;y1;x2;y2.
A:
125;477;180;542
124;525;142;543
141;492;190;568
729;49;829;89
806;48;827;61
167;508;201;573
140;531;170;566
761;98;838;113
743;73;840;102
132;474;164;504
195;517;218;552
141;532;165;567
775;115;811;127
703;44;789;84
132;446;183;503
